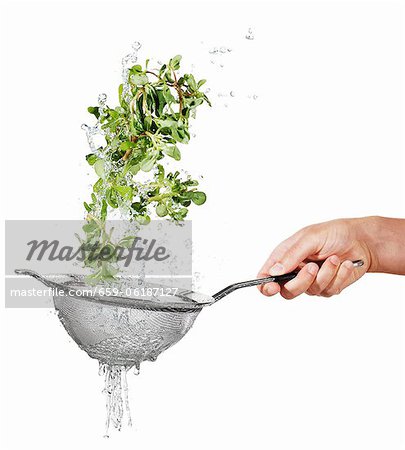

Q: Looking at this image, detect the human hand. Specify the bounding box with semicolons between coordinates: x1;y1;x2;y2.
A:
257;217;374;299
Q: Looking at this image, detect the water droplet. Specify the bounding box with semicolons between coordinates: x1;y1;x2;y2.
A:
230;91;235;97
253;94;258;100
132;41;141;50
81;123;89;131
98;93;107;105
99;361;106;376
133;362;140;375
245;28;255;40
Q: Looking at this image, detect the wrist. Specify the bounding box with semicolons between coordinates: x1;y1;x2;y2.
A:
355;216;405;274
352;216;384;272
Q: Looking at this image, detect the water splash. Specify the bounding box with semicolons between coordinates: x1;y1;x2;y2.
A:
98;93;108;120
81;123;102;153
121;41;142;102
102;365;132;437
98;93;107;104
81;43;144;219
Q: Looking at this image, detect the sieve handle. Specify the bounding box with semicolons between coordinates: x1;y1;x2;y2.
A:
212;259;364;302
14;269;58;289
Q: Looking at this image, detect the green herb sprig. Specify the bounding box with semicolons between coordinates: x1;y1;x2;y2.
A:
81;55;210;281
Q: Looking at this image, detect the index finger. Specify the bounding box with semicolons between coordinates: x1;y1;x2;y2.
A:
258;229;322;277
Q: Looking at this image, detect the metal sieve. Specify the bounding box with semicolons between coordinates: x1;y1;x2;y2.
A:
15;260;364;369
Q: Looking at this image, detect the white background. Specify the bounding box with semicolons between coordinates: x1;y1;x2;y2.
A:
1;0;405;449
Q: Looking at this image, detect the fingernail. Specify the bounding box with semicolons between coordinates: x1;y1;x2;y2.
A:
343;260;353;269
264;285;273;296
269;263;284;275
330;255;340;266
307;263;318;275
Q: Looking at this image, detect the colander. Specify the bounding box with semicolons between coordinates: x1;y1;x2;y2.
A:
15;260;364;369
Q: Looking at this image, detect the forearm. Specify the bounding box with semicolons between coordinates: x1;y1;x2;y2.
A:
358;216;405;275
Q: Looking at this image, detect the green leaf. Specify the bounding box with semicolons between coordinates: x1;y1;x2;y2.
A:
144;115;153;130
156;203;168;217
106;187;118;208
83;221;98;233
114;185;133;200
157;164;165;183
157;118;177;129
118;84;124;106
162;86;175;104
120;141;137;151
136;214;151;225
172;207;188;221
130;64;143;73
100;200;107;221
93;178;103;192
187;74;197;91
118;235;136;248
94;159;105;179
86;154;98;166
191;191;206;205
100;263;119;279
162;144;181;161
130;163;140;175
130;73;148;85
140;155;155;172
88;106;100;119
169;55;182;70
131;202;145;213
123;160;140;176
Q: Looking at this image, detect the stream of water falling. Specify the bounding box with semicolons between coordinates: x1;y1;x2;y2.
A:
99;363;134;438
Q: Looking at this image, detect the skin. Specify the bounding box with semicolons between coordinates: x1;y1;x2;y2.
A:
257;216;405;299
